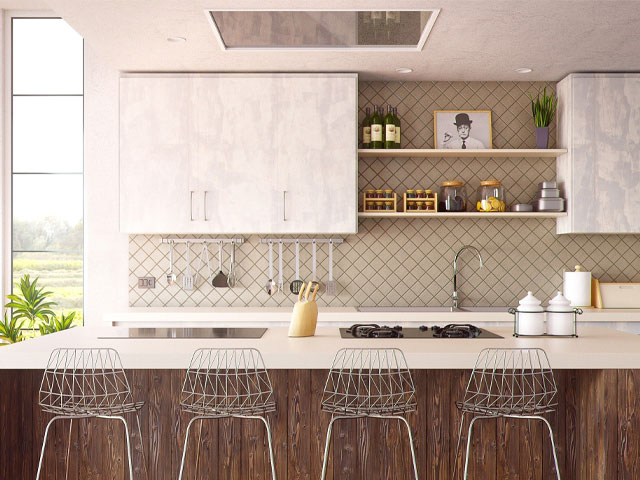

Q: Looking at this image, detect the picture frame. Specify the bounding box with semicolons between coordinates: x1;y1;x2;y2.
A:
433;110;493;149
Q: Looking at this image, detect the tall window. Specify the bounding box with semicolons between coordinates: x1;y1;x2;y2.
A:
11;18;84;325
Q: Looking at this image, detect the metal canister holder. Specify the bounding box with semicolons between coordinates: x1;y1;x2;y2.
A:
509;307;582;338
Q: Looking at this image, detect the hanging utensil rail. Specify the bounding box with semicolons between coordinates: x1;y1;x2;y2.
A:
160;238;244;245
259;238;344;245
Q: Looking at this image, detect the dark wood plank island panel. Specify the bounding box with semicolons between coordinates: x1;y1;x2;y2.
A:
1;369;638;479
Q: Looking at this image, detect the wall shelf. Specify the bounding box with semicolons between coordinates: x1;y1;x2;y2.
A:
358;212;567;219
358;148;567;158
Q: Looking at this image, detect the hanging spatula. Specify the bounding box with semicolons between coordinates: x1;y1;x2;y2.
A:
325;239;338;296
182;241;194;290
266;241;277;295
212;242;229;288
310;240;323;293
290;240;304;295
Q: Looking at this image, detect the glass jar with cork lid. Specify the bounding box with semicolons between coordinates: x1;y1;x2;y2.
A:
439;180;467;212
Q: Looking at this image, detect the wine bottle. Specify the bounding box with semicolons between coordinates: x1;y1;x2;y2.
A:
384;104;396;149
362;107;371;148
370;105;383;149
394;107;401;148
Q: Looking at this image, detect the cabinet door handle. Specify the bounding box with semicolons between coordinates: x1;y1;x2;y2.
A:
283;190;287;221
190;191;195;221
203;191;209;221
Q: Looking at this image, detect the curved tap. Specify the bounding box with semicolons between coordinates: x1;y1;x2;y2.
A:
452;245;483;311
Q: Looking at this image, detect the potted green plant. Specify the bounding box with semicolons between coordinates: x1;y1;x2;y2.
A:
527;87;557;149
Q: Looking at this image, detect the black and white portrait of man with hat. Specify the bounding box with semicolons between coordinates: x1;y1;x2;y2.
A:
434;110;492;149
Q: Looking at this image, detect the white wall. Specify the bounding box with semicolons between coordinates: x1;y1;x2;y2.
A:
83;43;128;325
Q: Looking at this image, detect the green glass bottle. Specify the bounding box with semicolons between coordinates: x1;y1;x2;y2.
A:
370;105;383;149
394;107;401;148
384;104;396;149
362;107;371;148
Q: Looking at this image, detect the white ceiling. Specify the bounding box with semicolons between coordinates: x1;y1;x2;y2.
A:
29;0;640;81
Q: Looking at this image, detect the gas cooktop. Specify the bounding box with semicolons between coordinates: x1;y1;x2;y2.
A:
340;324;502;339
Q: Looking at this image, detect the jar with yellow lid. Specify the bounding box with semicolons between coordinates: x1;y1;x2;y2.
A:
375;189;384;198
384;201;394;210
406;189;416;199
477;180;506;212
439;180;467;211
384;189;393;198
365;189;375;198
416;189;425;198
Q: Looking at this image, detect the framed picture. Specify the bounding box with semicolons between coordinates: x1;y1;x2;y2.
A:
433;110;492;149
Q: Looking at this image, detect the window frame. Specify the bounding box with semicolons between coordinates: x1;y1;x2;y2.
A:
2;11;85;327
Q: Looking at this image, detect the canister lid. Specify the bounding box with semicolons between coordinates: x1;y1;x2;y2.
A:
517;291;544;312
480;179;501;187
442;180;463;187
547;291;574;312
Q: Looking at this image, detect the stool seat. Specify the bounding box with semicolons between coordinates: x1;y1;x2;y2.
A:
181;401;276;417
456;401;556;417
41;400;145;417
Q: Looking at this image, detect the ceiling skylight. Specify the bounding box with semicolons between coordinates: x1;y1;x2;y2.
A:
205;9;440;51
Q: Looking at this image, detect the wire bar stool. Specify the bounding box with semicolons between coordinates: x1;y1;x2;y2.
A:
320;348;419;480
36;348;146;480
454;348;561;479
178;348;277;479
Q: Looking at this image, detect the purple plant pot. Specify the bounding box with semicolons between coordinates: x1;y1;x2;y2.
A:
535;126;549;149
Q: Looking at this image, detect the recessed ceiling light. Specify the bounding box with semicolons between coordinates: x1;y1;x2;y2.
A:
167;36;187;43
515;67;532;74
396;67;413;74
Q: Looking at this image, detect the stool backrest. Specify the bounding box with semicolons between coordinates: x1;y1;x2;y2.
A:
463;348;557;414
181;348;273;411
322;348;416;414
39;348;133;411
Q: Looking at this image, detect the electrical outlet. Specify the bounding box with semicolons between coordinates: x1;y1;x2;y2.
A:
137;277;156;289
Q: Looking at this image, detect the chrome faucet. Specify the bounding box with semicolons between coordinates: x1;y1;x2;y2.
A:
452;245;483;311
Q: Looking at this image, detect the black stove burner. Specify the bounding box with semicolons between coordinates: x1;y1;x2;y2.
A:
346;323;404;338
430;323;481;339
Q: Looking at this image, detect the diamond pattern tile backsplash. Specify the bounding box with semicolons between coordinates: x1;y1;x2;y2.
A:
130;81;640;308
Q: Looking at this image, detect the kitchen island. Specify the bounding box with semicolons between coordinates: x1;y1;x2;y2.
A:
1;326;638;479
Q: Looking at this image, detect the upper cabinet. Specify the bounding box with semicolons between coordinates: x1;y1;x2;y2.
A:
120;73;358;234
556;74;640;234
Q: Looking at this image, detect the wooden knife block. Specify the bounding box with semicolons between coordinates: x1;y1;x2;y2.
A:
289;285;319;337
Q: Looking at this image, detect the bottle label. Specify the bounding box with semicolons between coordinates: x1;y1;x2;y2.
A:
363;126;371;143
385;124;396;142
395;126;401;144
371;124;383;142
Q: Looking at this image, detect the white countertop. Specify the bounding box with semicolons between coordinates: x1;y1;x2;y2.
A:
104;306;640;327
1;325;639;369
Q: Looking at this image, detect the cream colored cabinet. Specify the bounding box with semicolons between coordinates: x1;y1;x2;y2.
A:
120;74;357;234
556;73;640;234
120;76;201;234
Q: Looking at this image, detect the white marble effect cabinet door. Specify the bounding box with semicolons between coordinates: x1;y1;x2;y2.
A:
557;74;640;234
119;76;199;234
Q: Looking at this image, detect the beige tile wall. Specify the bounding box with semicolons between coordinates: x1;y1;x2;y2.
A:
129;81;640;308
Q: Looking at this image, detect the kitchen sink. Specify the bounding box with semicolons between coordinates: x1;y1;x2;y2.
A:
357;306;509;313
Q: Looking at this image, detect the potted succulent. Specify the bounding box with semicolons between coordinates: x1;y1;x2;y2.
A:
527;87;557;149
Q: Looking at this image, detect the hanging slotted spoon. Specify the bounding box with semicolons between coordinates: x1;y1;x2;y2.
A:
212;242;229;288
166;240;177;286
290;240;303;294
182;241;194;290
310;240;323;292
266;242;277;295
227;242;237;288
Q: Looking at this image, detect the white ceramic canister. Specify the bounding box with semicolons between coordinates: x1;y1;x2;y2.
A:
516;291;545;335
546;291;575;336
563;264;592;307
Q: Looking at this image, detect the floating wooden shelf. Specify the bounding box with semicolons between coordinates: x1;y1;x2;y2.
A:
358;212;567;219
358;148;568;159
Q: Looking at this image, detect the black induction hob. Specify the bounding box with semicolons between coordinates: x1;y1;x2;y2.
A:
340;324;502;339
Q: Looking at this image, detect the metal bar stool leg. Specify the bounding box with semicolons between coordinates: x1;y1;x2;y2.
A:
135;412;149;479
36;416;65;480
452;411;466;479
321;415;347;480
101;416;134;480
249;415;277;480
463;415;497;480
394;415;419;480
512;415;561;480
178;416;206;480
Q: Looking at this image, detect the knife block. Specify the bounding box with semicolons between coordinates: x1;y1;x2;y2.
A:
289;283;319;337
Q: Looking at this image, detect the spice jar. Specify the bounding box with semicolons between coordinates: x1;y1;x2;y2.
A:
375;201;383;210
425;200;435;211
384;189;393;199
417;201;424;210
407;201;417;210
439;180;467;211
375;189;384;198
477;180;506;212
365;189;375;198
416;189;425;198
384;201;394;211
406;189;416;199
